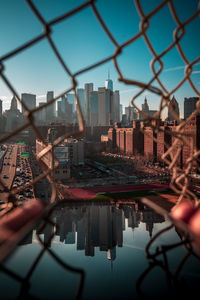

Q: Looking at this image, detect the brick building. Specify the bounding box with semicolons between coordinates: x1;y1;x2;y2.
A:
107;116;200;170
108;121;144;155
143;126;157;162
182;116;200;168
157;125;172;163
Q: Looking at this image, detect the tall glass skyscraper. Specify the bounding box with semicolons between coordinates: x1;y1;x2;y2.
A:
105;70;113;91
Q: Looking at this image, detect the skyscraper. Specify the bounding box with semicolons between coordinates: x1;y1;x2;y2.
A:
67;93;75;111
120;104;123;121
46;91;55;123
168;95;180;121
142;97;149;113
57;95;73;123
77;88;85;118
4;96;23;132
113;90;120;123
21;93;36;115
98;87;111;126
184;97;199;120
0;99;2;117
57;100;62;119
84;83;93;126
139;97;157;120
105;73;120;123
90;91;98;126
125;106;137;123
38;102;46;123
105;70;113;91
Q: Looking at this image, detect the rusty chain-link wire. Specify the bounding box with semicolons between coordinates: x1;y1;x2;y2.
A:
0;0;199;207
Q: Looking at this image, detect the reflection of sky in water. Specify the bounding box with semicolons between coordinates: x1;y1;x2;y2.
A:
1;203;200;299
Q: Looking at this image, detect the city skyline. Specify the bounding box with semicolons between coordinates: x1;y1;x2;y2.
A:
0;81;196;120
0;0;199;118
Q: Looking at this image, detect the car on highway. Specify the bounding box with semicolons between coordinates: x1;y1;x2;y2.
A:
3;174;9;179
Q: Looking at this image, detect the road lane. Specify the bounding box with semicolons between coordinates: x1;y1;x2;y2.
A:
0;144;18;201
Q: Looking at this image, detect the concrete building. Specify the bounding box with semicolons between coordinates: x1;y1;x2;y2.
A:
66;93;75;112
36;127;70;181
57;100;62;119
98;87;111;126
0;99;2;117
120;104;123;121
46;91;56;123
184;97;199;120
58;95;73;123
21;93;36;115
0;99;3;135
85;83;93;126
168;95;180;121
111;90;120;124
77;88;85;118
4;96;24;132
121;114;127;126
90;91;98;127
64;138;84;166
36;139;71;181
37;102;46;123
125;106;137;123
138;97;157;120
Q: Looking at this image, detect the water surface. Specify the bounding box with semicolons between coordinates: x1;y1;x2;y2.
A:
1;202;200;299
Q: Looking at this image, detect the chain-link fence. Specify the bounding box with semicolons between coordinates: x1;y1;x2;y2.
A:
0;0;200;298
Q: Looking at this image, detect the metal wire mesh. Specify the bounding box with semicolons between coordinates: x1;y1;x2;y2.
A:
0;0;199;206
0;0;200;298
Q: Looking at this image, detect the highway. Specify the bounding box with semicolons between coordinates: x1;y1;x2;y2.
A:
0;143;35;205
0;144;18;201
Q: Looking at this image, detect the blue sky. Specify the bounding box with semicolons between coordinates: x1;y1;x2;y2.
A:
0;0;199;118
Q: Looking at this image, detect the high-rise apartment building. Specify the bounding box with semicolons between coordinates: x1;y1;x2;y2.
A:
46;91;55;123
184;97;199;120
84;83;93;126
21;93;36;115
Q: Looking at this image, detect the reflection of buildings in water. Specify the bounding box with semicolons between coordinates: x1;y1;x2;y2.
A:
121;204;140;231
141;206;165;237
36;222;54;247
19;204;165;258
